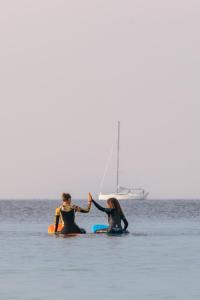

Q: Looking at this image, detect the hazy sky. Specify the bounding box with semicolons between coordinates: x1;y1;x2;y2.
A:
0;0;200;199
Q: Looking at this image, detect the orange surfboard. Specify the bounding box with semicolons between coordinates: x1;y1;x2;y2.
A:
48;224;63;234
48;224;82;237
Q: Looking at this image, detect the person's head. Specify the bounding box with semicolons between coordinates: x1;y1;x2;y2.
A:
62;193;71;206
106;198;123;215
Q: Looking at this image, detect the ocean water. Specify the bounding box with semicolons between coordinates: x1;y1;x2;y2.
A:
0;199;200;300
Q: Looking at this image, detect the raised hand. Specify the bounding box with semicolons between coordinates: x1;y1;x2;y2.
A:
88;192;93;204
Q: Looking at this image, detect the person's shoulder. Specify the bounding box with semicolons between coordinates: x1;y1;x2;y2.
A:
55;207;61;214
110;207;116;212
106;207;114;213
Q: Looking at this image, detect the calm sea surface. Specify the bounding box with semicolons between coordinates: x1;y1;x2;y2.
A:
0;199;200;300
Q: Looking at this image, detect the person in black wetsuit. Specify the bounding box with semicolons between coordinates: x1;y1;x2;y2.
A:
89;193;128;234
54;193;92;234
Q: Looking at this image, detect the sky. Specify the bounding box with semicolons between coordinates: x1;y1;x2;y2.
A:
0;0;200;199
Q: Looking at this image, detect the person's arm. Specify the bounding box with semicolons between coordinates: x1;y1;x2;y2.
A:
92;199;112;213
121;214;128;231
54;207;60;233
88;192;112;213
73;202;91;213
73;193;92;213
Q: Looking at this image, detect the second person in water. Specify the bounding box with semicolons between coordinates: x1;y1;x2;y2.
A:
89;193;128;234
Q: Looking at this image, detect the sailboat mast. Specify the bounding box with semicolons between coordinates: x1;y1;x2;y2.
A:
116;121;120;193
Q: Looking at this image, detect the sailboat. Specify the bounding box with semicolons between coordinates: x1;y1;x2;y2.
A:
98;121;149;201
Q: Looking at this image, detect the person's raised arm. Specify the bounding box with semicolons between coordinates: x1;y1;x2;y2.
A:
92;199;107;212
73;193;92;213
89;193;112;213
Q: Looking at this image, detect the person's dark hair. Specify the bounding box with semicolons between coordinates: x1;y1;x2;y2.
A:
107;198;124;216
62;193;71;201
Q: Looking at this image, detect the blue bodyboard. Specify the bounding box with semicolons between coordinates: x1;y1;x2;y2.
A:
92;224;109;233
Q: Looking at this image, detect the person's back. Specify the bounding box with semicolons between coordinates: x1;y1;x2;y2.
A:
54;193;91;234
107;208;124;233
90;194;128;234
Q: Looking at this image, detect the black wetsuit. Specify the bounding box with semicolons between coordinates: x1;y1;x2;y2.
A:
55;204;90;234
92;200;128;234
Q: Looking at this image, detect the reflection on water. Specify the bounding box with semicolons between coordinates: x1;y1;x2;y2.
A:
0;199;200;300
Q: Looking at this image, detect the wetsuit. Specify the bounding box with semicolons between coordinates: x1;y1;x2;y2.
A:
54;203;91;234
92;200;128;234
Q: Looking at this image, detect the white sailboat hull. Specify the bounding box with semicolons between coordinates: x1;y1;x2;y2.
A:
99;192;149;201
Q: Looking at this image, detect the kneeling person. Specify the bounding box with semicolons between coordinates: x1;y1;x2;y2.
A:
90;193;128;234
54;193;91;234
